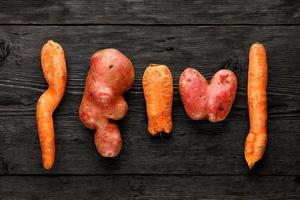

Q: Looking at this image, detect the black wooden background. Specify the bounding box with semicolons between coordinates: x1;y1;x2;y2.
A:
0;0;299;199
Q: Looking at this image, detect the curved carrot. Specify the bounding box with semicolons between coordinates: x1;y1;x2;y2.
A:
244;42;268;169
36;40;67;169
142;64;173;135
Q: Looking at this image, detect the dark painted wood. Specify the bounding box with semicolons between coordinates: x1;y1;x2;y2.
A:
0;0;299;25
0;175;299;199
0;26;299;175
0;0;299;199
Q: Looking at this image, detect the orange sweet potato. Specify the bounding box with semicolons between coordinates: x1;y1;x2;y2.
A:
79;48;134;157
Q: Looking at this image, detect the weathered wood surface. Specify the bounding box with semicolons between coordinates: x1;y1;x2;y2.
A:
0;0;300;198
0;26;299;175
0;0;299;25
0;175;299;199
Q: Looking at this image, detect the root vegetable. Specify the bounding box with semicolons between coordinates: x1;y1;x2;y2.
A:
244;42;268;169
142;64;173;135
79;48;134;157
36;40;67;169
179;68;237;122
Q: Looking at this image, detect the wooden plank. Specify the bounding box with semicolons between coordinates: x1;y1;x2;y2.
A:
0;175;299;199
0;26;299;175
0;0;299;25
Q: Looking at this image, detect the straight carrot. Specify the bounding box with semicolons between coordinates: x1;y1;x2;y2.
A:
36;40;67;169
142;64;173;135
244;42;268;169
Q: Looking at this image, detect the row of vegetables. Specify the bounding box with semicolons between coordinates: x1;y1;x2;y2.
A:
37;40;267;170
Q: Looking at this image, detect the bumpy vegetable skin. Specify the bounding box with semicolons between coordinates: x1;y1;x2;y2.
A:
179;68;237;122
244;42;268;169
143;64;173;135
36;40;67;169
79;48;134;157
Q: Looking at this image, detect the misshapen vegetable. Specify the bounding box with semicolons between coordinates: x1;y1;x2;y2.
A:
244;42;268;169
179;68;237;122
143;64;173;135
79;48;134;157
36;40;67;169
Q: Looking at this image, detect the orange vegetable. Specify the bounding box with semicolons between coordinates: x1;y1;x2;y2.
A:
36;40;67;169
142;64;173;135
244;42;268;169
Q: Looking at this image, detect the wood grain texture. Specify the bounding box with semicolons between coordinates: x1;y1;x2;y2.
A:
0;0;299;25
0;26;299;175
0;0;299;198
0;175;299;199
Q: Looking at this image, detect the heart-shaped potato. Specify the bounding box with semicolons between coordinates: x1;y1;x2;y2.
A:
179;68;237;122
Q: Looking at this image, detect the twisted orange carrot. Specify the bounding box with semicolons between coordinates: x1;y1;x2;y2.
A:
36;40;67;169
245;42;268;169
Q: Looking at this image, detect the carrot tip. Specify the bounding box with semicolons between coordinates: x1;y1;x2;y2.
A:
247;161;255;170
46;40;55;45
43;163;53;170
245;156;256;170
149;63;160;67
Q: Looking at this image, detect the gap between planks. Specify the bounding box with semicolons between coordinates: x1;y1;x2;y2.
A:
0;23;299;26
1;174;298;177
